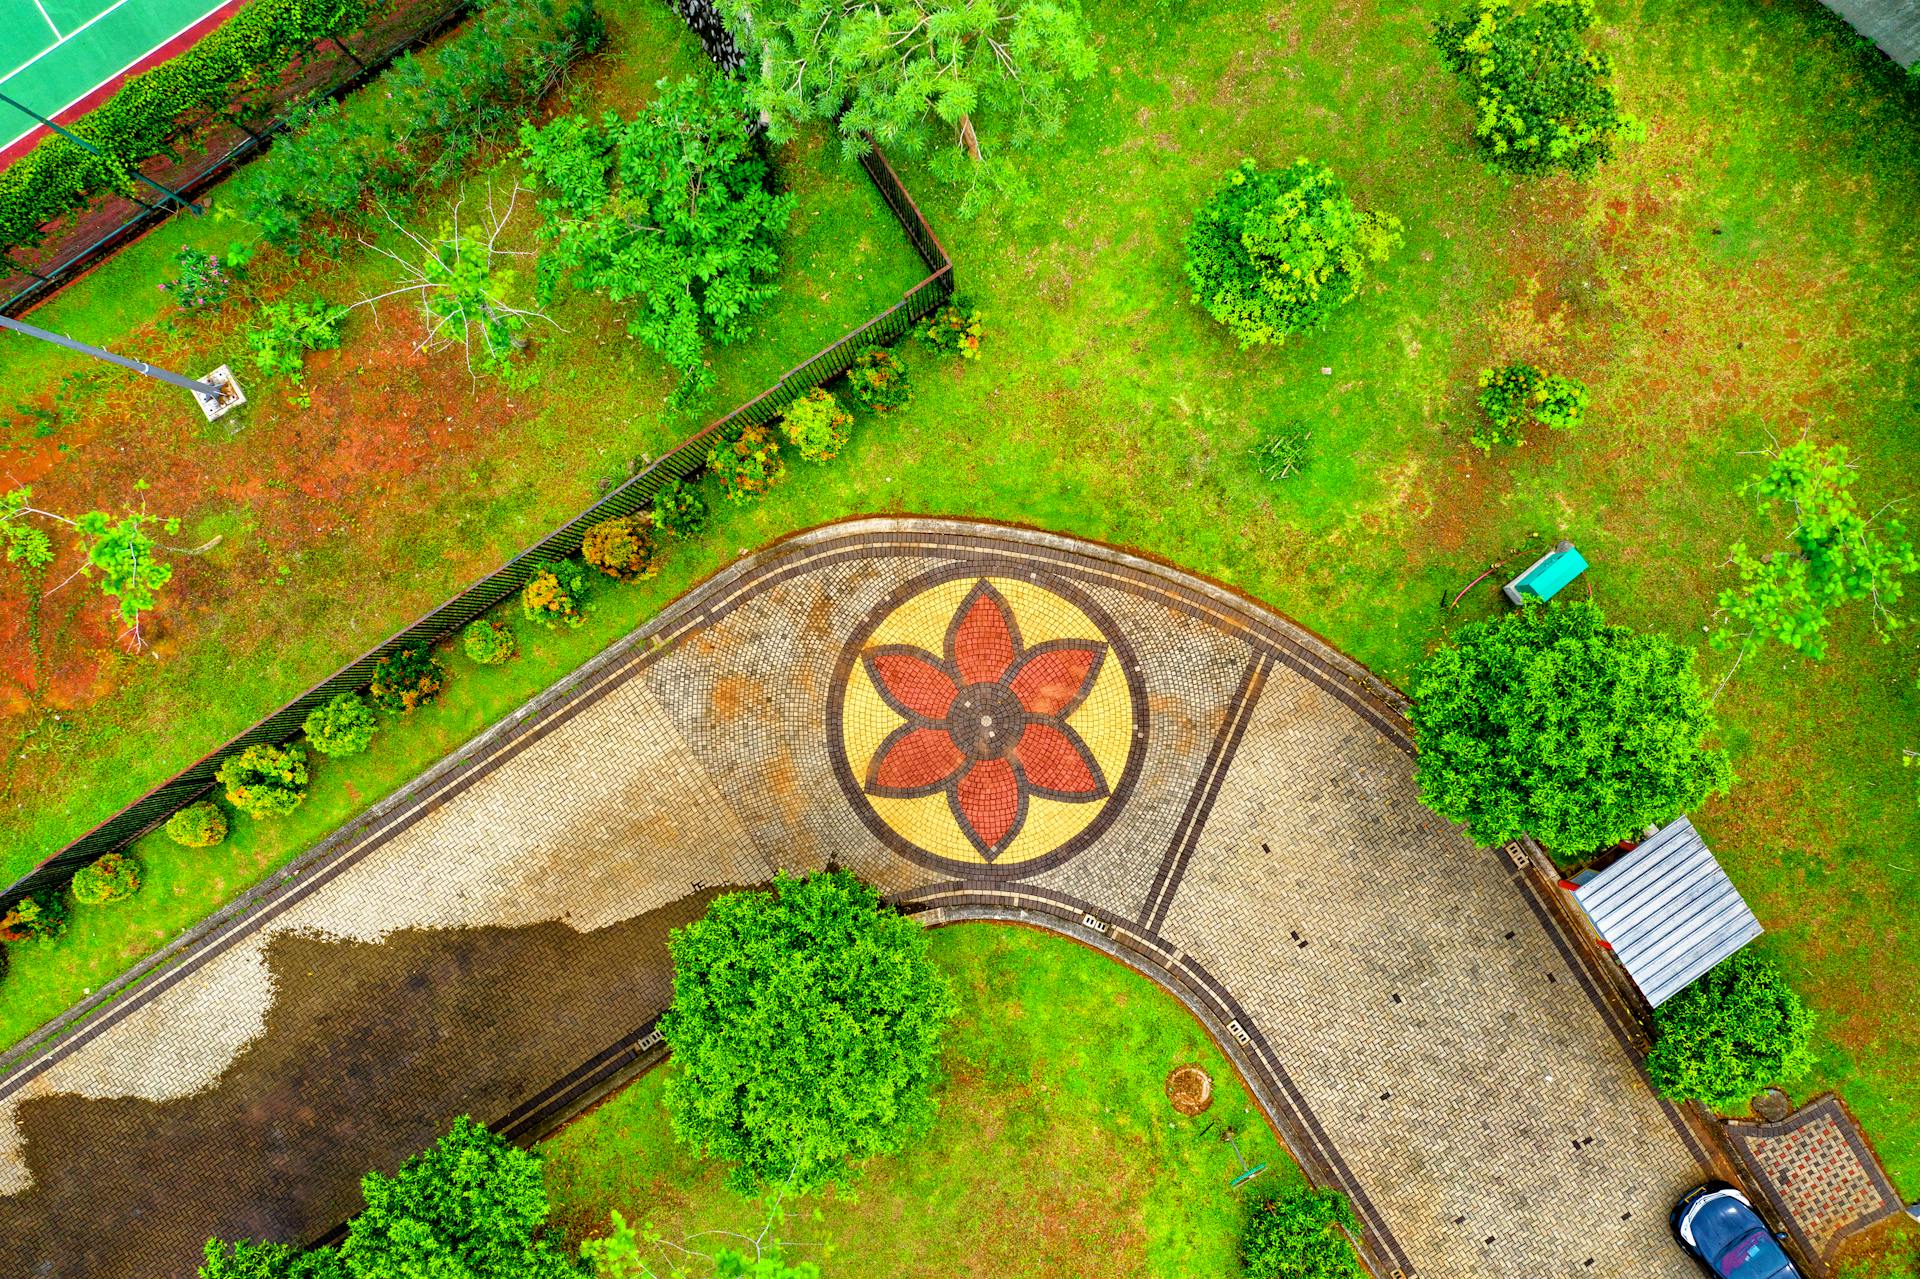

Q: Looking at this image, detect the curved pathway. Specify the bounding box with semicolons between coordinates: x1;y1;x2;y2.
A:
0;519;1712;1278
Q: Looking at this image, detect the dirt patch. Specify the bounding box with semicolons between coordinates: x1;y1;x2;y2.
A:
1166;1063;1213;1115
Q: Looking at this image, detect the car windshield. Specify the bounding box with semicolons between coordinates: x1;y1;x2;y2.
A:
1719;1228;1793;1278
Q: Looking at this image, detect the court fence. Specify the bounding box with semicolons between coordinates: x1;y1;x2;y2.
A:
0;0;476;316
0;139;953;917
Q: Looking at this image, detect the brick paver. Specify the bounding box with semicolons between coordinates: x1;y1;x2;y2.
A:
0;519;1713;1278
1729;1095;1904;1266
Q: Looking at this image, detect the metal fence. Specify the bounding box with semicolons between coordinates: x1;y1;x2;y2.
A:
0;141;952;915
0;0;477;316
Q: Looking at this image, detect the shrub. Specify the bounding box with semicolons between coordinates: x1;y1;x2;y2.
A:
230;95;396;258
778;388;854;463
216;742;311;819
248;300;349;381
706;421;787;504
161;246;243;312
1185;158;1403;348
662;870;958;1192
1243;1187;1367;1279
340;1116;573;1278
847;345;911;412
1433;0;1637;177
303;692;378;758
71;853;141;906
581;514;659;582
1410;600;1733;861
649;477;710;539
463;617;518;665
1473;362;1589;451
166;799;229;847
200;1239;343;1279
1647;950;1816;1110
1253;424;1312;481
369;646;447;713
521;561;587;629
521;69;791;407
918;301;983;359
0;890;70;943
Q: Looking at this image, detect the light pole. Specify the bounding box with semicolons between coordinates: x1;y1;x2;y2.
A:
0;315;244;420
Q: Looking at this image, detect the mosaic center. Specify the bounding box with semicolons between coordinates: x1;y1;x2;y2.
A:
828;568;1147;876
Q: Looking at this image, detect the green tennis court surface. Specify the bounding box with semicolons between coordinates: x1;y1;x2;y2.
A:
1;0;236;155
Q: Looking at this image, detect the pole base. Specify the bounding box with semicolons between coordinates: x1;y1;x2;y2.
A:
193;365;245;422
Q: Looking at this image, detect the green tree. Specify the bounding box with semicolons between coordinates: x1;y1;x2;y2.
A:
1242;1187;1367;1279
214;742;311;819
199;1239;343;1279
661;870;957;1191
1410;601;1732;861
581;1205;818;1279
304;692;379;758
1713;439;1916;663
1184;159;1403;349
340;1116;579;1279
1646;950;1816;1110
725;0;1096;214
521;72;794;406
1432;0;1637;177
3;483;181;650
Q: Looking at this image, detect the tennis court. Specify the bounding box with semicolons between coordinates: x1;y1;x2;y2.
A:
0;0;244;161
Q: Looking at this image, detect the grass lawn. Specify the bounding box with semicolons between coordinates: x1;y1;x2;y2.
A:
3;0;1917;1212
541;923;1306;1278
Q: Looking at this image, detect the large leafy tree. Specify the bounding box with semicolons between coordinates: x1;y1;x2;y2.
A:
1646;950;1816;1110
520;71;794;406
339;1115;580;1279
1241;1187;1367;1279
724;0;1096;213
1410;600;1733;861
661;869;957;1191
1432;0;1637;177
1713;438;1916;662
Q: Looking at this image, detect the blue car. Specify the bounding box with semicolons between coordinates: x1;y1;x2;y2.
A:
1671;1182;1801;1278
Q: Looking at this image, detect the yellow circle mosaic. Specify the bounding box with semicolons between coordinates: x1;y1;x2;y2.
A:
837;574;1139;870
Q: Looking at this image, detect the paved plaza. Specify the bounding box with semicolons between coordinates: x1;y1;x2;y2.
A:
0;519;1714;1278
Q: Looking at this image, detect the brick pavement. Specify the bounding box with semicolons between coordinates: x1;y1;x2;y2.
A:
0;518;1713;1278
1729;1095;1904;1268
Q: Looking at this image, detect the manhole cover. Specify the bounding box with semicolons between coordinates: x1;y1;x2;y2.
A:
1752;1088;1794;1123
1166;1064;1213;1115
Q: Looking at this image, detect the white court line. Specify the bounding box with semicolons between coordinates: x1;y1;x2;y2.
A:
32;0;62;40
0;0;230;153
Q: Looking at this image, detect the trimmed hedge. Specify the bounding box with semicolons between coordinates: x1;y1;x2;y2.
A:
0;0;373;255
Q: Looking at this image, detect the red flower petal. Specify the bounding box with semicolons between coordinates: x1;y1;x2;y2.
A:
1008;643;1104;717
950;584;1017;685
954;758;1022;852
869;726;965;793
866;649;957;720
1016;722;1105;797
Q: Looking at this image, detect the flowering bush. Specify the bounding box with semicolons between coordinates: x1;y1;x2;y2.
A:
522;560;588;629
779;388;855;463
0;890;69;943
847;345;912;412
919;302;983;359
72;853;142;906
1473;362;1589;451
166;799;229;847
304;691;378;758
463;617;518;665
582;513;660;582
707;421;787;503
369;646;447;713
160;245;243;311
215;742;310;818
1185;158;1403;348
650;476;710;538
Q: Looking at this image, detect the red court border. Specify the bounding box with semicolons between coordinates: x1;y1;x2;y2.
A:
0;0;250;165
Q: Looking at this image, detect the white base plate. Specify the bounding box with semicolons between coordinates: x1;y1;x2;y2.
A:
193;365;245;421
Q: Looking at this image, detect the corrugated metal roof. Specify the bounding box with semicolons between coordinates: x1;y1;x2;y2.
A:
1573;816;1763;1007
1820;0;1920;68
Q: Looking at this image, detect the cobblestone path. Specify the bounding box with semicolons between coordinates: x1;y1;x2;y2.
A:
0;520;1712;1278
